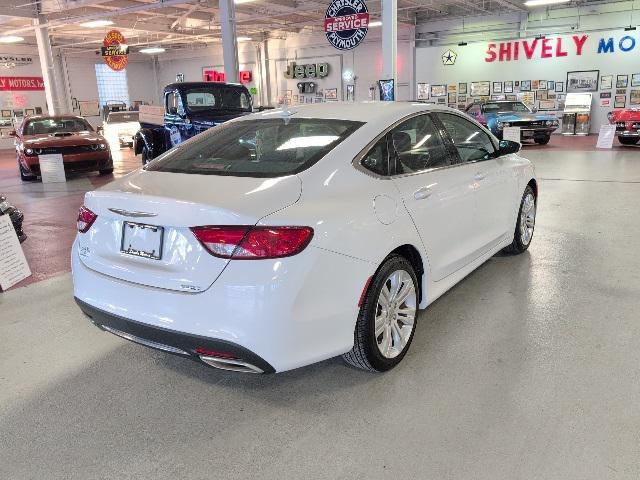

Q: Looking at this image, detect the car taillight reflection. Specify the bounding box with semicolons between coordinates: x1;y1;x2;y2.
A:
191;225;314;259
77;205;97;233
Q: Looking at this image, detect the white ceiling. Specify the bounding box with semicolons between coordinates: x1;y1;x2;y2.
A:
0;0;616;53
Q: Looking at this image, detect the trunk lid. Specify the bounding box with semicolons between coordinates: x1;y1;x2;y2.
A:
77;169;302;292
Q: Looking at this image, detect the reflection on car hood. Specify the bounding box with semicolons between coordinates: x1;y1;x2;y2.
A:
22;132;105;148
487;112;556;122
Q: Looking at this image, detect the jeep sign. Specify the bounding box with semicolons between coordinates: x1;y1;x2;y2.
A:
284;62;329;79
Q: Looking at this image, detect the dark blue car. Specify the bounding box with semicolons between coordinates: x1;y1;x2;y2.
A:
466;101;559;145
135;82;254;164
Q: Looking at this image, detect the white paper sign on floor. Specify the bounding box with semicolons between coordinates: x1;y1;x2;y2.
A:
0;215;31;291
502;126;521;144
596;124;616;149
39;154;66;183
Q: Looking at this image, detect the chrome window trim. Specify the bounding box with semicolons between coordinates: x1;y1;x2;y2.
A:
352;108;497;180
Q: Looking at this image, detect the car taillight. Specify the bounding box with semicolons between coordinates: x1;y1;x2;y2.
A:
191;225;313;259
77;205;97;233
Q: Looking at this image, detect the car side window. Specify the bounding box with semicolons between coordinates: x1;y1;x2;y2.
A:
436;113;496;163
389;114;449;174
360;137;389;176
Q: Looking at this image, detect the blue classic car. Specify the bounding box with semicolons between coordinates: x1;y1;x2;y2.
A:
465;100;559;145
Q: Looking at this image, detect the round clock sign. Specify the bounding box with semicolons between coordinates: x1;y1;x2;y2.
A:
102;30;129;71
324;0;370;51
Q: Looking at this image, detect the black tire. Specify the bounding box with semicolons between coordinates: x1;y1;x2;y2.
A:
534;135;550;145
99;168;114;175
18;161;37;182
128;142;134;149
141;146;152;165
503;185;536;255
618;137;639;145
343;255;419;372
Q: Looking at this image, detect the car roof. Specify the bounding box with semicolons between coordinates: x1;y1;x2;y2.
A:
249;101;454;125
23;114;87;121
164;81;247;91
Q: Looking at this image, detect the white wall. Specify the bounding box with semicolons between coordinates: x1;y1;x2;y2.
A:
416;27;640;132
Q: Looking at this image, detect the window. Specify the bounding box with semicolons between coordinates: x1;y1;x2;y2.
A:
146;118;363;177
24;117;92;135
437;113;496;163
361;137;389;176
182;86;252;113
95;64;130;108
389;114;449;174
482;102;530;114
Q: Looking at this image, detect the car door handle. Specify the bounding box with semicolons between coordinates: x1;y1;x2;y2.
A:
474;172;487;181
414;186;433;200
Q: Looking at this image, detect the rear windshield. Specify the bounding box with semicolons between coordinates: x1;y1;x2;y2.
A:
24;117;93;135
185;87;252;113
146;118;363;177
106;112;139;123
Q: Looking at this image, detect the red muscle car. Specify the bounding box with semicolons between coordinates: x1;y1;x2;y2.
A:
12;115;113;181
609;109;640;145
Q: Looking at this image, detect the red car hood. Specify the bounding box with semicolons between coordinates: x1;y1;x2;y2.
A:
609;109;640;123
22;132;105;148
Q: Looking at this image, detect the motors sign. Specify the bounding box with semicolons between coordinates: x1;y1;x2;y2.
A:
0;76;44;91
101;30;129;71
324;0;369;51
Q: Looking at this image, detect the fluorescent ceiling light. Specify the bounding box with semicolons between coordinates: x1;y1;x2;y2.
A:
369;21;382;27
237;36;252;42
0;35;24;43
80;19;114;28
523;0;570;7
235;0;256;3
139;47;165;54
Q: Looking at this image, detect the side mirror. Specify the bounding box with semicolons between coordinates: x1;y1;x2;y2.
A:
498;139;521;155
7;129;16;137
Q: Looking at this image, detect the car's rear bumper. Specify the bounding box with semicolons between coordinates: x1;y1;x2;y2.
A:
72;238;372;373
75;297;276;373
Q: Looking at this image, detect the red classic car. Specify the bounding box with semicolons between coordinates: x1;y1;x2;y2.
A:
608;109;640;145
12;115;113;181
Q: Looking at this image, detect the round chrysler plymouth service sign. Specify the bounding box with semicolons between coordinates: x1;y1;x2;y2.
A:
102;30;129;71
325;0;369;51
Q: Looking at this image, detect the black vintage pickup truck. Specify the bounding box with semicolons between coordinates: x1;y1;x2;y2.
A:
134;82;255;165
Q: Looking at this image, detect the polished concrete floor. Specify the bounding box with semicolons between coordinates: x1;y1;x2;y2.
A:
1;138;640;479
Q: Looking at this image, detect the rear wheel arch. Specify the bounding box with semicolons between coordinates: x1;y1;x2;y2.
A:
372;244;426;305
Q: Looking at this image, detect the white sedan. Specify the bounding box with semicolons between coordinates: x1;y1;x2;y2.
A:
72;102;537;374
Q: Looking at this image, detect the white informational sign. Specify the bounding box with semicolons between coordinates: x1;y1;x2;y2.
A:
502;126;521;144
596;124;616;149
0;215;31;291
139;105;164;126
38;154;66;183
78;100;100;117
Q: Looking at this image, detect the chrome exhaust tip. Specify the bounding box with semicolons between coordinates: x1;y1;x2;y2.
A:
199;355;264;374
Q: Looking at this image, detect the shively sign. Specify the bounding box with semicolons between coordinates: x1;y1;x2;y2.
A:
485;32;640;62
0;76;44;91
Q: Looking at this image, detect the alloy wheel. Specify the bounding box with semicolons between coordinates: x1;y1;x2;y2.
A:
375;270;417;359
520;193;536;246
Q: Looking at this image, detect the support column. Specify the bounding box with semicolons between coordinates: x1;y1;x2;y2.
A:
259;38;272;107
219;0;240;84
34;16;66;114
381;0;397;99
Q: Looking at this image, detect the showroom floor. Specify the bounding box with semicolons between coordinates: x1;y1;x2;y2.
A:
1;137;639;479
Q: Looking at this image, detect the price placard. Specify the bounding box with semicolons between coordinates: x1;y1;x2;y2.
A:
0;215;31;291
596;124;616;149
39;154;66;183
502;126;521;144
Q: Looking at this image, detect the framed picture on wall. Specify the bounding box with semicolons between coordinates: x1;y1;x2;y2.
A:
506;94;517;101
547;81;555;91
324;88;338;100
448;93;457;103
532;80;540;90
417;83;429;100
520;80;531;91
304;96;313;104
24;108;34;115
292;95;299;103
503;81;513;93
492;81;502;93
431;84;447;97
617;75;629;88
469;81;490;96
566;70;599;92
600;75;613;90
632;74;640;87
1;109;11;117
447;84;457;93
555;82;564;92
600;92;612;98
539;80;547;90
537;90;548;101
630;89;640;105
458;95;466;103
616;88;627;95
491;94;506;101
437;97;446;104
346;84;355;102
35;107;43;114
458;82;467;94
615;94;626;108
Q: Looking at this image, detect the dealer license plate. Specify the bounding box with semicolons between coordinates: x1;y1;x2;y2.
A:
522;130;534;138
120;222;164;260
